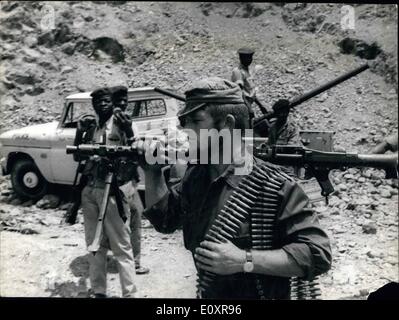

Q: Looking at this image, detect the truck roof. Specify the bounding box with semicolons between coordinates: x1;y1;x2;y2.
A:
65;87;171;101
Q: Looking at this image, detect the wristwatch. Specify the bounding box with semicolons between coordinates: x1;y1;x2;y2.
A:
243;250;254;273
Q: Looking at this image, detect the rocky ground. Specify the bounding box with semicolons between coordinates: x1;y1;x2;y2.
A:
0;2;398;299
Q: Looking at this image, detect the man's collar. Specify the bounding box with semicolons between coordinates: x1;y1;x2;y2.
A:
96;115;113;129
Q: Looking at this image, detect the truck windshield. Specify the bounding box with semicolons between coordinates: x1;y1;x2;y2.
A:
62;98;168;128
62;101;94;128
127;99;166;118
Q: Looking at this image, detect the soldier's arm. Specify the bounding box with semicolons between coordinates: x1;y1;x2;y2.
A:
273;180;332;279
195;177;331;278
143;167;184;234
73;128;89;162
231;69;244;88
137;139;184;233
196;179;315;277
286;121;301;145
211;180;331;277
251;249;306;277
144;168;168;209
248;180;331;278
195;237;306;276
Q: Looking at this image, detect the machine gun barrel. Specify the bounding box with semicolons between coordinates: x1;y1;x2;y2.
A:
66;143;189;162
253;63;369;127
255;145;398;176
66;144;141;159
289;63;369;108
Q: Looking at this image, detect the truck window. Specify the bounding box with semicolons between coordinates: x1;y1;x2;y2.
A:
127;99;166;119
62;101;94;128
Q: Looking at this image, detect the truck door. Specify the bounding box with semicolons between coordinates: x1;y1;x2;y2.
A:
51;100;94;185
127;98;168;136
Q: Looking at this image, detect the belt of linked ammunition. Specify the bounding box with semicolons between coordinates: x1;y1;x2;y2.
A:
195;163;321;300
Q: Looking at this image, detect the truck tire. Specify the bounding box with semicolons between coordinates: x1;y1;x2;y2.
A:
11;159;49;200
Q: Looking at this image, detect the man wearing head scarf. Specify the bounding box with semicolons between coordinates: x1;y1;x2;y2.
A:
135;77;332;299
111;86;150;275
73;87;138;298
231;48;268;125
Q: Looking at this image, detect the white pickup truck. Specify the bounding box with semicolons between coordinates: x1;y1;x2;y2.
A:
0;87;182;199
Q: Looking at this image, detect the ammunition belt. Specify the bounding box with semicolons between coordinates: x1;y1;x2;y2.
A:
195;162;321;300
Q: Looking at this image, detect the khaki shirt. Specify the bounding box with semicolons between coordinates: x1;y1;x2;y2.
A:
82;117;138;184
231;64;257;100
92;116;125;145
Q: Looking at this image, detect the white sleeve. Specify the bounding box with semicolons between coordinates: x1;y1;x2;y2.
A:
132;121;139;137
231;68;244;86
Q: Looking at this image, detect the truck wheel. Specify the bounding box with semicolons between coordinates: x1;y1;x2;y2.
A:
11;159;49;200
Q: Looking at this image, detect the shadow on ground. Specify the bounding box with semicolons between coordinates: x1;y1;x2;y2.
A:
45;254;119;297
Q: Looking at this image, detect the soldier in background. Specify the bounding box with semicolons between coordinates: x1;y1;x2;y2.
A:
231;48;299;143
267;99;300;146
111;86;150;275
231;47;268;125
75;87;138;298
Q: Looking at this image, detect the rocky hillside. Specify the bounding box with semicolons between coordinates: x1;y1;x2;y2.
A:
0;2;397;147
0;2;398;299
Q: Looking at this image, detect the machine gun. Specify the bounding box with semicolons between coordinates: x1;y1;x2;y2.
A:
254;144;398;201
252;63;370;136
154;64;370;135
68;143;398;200
66;142;188;253
66;144;136;254
66;144;143;160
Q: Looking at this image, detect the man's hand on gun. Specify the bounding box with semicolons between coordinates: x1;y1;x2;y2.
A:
131;137;171;171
